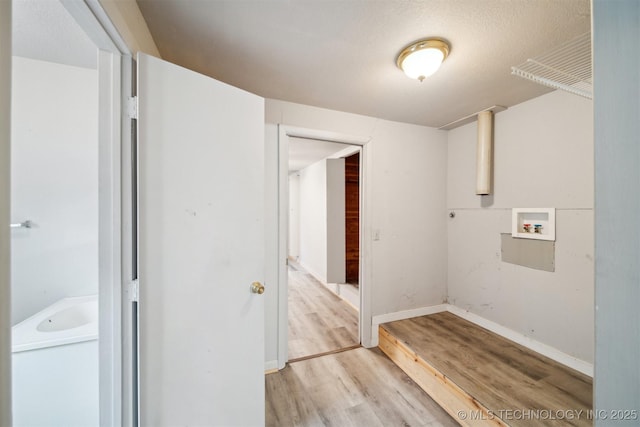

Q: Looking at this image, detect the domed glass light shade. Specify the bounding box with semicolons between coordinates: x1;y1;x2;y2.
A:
397;39;450;82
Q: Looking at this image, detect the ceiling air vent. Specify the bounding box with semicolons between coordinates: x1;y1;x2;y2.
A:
511;32;592;99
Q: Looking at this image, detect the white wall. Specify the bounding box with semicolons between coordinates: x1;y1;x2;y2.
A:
326;158;345;284
265;99;449;351
264;124;279;370
593;0;640;418
11;57;98;325
368;120;448;315
296;157;345;284
447;90;594;364
95;0;600;386
0;1;12;422
288;173;300;260
298;159;328;281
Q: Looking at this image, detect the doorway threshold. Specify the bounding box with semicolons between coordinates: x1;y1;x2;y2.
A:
288;344;362;364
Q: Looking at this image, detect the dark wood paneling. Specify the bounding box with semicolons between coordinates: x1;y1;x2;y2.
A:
345;152;360;285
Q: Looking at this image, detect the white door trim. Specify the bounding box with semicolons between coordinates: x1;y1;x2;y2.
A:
60;1;133;425
0;3;11;424
277;125;373;368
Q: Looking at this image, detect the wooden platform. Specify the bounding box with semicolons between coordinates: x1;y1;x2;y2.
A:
379;312;593;427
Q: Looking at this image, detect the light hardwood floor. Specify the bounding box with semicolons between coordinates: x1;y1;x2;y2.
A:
288;263;359;360
266;347;458;427
380;312;593;427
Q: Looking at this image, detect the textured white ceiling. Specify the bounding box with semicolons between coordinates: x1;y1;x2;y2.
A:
12;0;97;69
137;0;590;128
289;137;360;172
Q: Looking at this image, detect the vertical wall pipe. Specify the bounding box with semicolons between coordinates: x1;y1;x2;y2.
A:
476;110;494;195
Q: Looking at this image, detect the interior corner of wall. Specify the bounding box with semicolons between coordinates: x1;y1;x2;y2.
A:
366;333;379;348
264;99;284;124
362;317;378;349
98;0;160;57
264;359;279;373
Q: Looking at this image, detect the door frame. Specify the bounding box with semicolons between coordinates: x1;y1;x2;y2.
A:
59;1;133;425
277;125;373;368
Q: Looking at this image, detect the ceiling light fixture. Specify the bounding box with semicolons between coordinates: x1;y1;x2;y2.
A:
396;38;450;82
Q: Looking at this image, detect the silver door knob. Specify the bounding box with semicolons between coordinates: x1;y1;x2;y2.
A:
251;282;265;294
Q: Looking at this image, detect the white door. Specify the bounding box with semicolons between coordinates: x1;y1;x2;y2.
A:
137;53;265;426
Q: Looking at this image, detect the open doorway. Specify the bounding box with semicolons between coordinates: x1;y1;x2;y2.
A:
10;2;101;424
9;1;126;425
287;137;362;360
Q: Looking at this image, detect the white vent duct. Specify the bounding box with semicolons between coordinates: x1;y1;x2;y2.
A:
511;32;592;99
476;110;493;195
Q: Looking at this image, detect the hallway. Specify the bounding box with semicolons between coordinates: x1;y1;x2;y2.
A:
266;346;457;426
288;263;359;360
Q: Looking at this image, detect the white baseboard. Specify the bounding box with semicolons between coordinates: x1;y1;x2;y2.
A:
337;283;360;311
264;359;279;374
370;304;448;346
296;261;326;285
369;303;593;377
446;305;593;377
298;261;360;311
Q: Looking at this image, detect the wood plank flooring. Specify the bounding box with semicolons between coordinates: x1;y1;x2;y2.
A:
380;312;593;427
266;347;458;427
288;263;359;360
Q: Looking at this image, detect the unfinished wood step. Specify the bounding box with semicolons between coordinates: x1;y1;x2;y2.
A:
378;312;592;427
